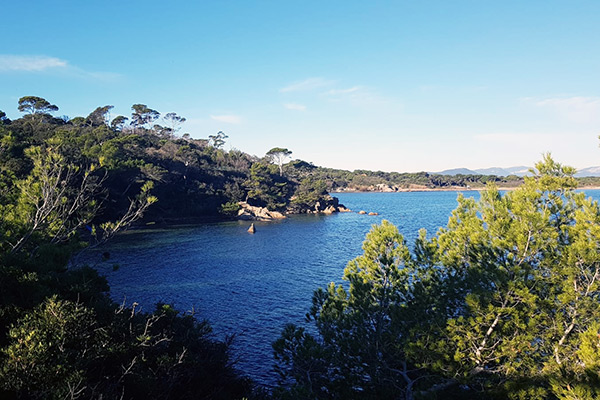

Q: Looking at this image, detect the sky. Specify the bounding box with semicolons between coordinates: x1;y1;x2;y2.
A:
1;0;600;172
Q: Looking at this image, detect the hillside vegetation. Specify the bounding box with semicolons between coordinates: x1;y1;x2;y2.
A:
288;163;600;193
0;97;343;228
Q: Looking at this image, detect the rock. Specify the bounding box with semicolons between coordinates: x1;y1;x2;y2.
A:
287;194;349;216
358;210;367;215
375;183;397;192
314;201;322;213
247;223;256;234
368;212;379;216
322;205;336;214
286;195;350;215
237;202;286;221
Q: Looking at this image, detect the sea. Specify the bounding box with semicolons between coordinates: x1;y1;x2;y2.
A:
84;190;600;387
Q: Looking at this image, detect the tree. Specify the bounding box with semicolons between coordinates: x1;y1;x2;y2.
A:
274;221;420;399
208;131;228;149
275;154;600;399
244;162;289;210
0;297;254;399
17;96;58;116
267;147;292;175
0;100;257;399
2;146;103;254
415;155;600;399
289;178;328;211
130;104;159;131
2;145;156;255
86;105;113;127
163;112;186;137
0;110;10;125
110;115;128;131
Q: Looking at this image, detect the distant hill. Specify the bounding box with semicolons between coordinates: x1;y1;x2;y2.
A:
474;166;532;177
576;167;600;177
435;168;480;176
434;167;531;176
435;165;600;178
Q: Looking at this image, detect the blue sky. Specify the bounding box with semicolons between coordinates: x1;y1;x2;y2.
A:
2;0;600;172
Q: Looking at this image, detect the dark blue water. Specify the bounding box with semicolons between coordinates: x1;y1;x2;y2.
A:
85;190;600;386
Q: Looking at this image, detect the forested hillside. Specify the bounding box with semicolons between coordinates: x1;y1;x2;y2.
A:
293;163;600;192
0;99;278;397
295;164;524;192
0;97;347;227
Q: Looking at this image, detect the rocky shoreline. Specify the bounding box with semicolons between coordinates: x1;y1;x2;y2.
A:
237;195;352;221
333;183;600;193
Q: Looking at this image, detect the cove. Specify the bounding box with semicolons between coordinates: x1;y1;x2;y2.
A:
85;190;600;386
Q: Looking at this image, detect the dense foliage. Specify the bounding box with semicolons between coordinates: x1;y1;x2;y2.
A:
295;165;525;192
274;155;600;399
0;97;338;228
0;98;266;398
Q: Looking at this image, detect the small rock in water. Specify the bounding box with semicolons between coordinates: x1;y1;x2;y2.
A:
247;223;256;234
358;210;367;215
368;212;379;216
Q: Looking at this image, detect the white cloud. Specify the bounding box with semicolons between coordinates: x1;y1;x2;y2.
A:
523;96;600;123
0;55;67;72
0;54;121;82
280;77;335;93
78;70;121;81
210;114;242;124
283;103;306;111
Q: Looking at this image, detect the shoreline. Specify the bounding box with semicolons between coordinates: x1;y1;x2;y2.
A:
332;185;600;194
126;185;600;230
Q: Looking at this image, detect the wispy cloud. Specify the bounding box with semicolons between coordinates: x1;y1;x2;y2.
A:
418;84;488;93
280;77;336;93
281;78;395;108
210;114;242;124
0;55;67;72
321;85;391;106
76;70;121;81
323;86;361;96
522;96;600;123
283;103;306;111
0;54;121;82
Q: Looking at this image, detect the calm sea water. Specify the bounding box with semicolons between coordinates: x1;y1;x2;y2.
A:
85;190;600;386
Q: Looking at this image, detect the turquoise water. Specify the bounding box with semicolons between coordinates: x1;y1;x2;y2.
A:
86;190;600;386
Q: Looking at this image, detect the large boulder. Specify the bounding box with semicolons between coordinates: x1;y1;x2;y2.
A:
375;183;398;192
237;202;286;221
312;195;350;214
267;194;352;215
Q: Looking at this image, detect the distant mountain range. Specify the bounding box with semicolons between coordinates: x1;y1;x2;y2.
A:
434;166;600;178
